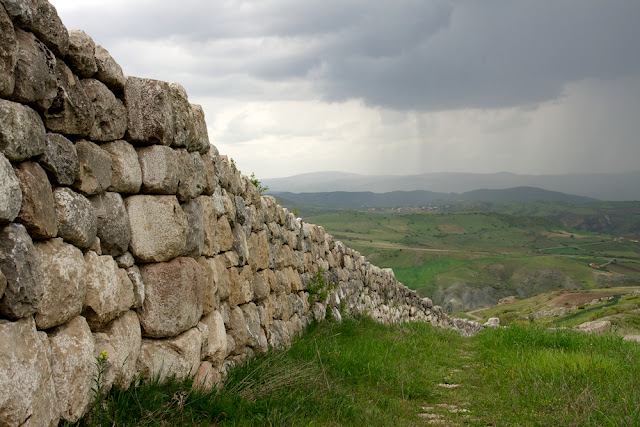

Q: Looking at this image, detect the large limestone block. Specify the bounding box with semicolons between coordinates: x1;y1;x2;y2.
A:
13;161;57;239
0;223;42;319
72;140;112;196
22;0;69;57
168;82;196;150
0;317;58;427
241;302;265;351
232;224;249;265
81;78;127;141
33;238;86;329
200;310;227;365
182;198;204;258
0;5;17;98
53;187;96;249
196;257;219;315
137;326;203;381
82;252;134;330
43;60;95;136
125;265;145;308
201;152;216;196
94;45;125;91
66;29;97;78
227;306;248;352
176;149;205;202
90;192;130;256
38;133;79;185
193;361;221;392
10;29;57;110
191;104;210;154
0;153;21;223
124;77;174;145
229;266;253;308
125;195;188;262
200;196;218;257
0;98;45;162
137;257;205;338
217;215;234;252
92;310;141;390
248;230;270;272
47;316;95;422
253;271;268;301
136;145;179;194
102;140;141;194
212;256;231;301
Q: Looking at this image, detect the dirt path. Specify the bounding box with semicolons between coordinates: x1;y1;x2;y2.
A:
465;308;484;322
417;343;482;425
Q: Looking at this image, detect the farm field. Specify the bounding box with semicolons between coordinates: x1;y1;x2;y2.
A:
303;210;640;312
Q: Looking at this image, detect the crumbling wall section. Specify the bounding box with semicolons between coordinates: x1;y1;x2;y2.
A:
0;1;482;425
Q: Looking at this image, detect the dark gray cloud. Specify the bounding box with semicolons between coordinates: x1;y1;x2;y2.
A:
55;0;640;111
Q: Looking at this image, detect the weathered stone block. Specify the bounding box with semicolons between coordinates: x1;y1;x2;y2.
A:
92;310;141;390
227;306;248;352
47;316;94;422
253;271;268;301
90;191;130;256
0;5;17;98
232;223;249;265
212;256;231;301
72;140;112;196
191;104;210;154
81;78;127;141
0;98;45;162
137;326;203;382
23;0;69;57
33;238;86;330
229;266;253;308
168;82;197;150
44;60;95;136
0;224;42;319
0;317;58;427
193;361;221;392
217;215;234;252
102;140;141;194
10;28;57;110
53;187;97;249
136;145;179;194
14;161;57;239
0;153;21;223
125;195;187;262
137;257;205;338
82;252;134;330
196;257;219;315
124;77;174;145
200;310;227;365
94;45;126;91
199;196;217;257
241;302;266;351
38;133;79;185
176;148;205;202
182;198;204;258
0;270;5;300
125;265;145;308
66;29;97;78
201;152;216;196
248;230;269;272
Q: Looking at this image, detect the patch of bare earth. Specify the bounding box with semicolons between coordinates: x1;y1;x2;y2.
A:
547;292;614;307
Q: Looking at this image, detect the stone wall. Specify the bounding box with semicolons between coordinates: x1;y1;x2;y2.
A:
0;1;482;425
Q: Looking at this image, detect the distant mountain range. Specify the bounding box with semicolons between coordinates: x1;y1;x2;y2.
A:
270;186;597;208
263;171;640;201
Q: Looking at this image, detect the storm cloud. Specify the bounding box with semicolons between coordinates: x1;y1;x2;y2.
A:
51;0;640;178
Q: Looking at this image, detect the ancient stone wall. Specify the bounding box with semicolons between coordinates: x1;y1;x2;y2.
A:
0;1;482;425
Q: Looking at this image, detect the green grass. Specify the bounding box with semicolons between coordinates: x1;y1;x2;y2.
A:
73;317;640;426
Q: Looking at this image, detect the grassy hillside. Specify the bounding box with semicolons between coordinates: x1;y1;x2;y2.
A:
77;317;640;426
303;210;640;312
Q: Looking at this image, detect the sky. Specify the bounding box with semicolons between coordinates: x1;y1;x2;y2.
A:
50;0;640;179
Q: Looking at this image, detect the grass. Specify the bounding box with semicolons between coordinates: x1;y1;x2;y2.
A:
72;317;640;426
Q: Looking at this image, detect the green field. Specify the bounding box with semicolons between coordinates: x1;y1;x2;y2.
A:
77;317;640;426
303;210;640;312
